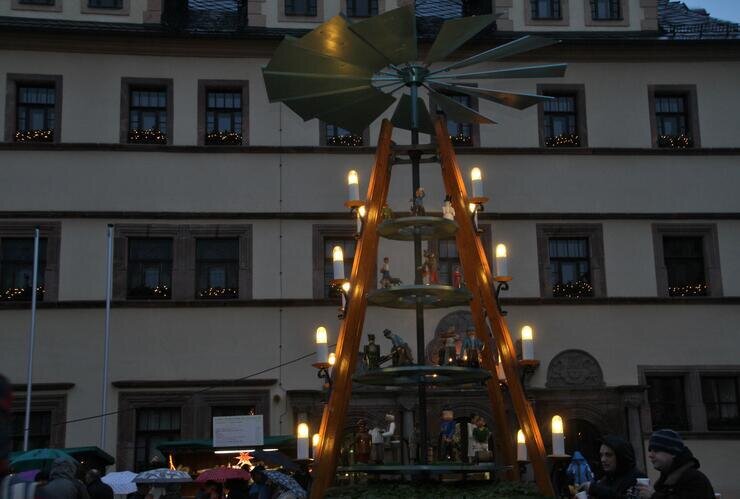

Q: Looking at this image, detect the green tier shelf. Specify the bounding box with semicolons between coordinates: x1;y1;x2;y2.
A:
337;463;504;474
353;365;491;386
367;284;471;309
377;216;458;241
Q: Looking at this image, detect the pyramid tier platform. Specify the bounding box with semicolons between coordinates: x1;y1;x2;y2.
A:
367;284;471;309
377;216;458;241
337;462;504;474
353;365;491;386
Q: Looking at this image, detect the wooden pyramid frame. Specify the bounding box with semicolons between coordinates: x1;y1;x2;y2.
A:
309;118;555;498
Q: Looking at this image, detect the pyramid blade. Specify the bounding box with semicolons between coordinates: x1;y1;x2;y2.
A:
348;5;417;65
293;14;389;72
265;37;372;77
390;94;434;135
430;35;558;75
438;63;568;81
430;82;552;109
429;89;496;125
317;91;396;135
424;14;496;65
282;86;386;122
262;70;372;102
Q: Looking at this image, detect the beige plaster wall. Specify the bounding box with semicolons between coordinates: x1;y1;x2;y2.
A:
509;0;643;32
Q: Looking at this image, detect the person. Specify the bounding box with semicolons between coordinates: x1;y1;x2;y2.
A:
579;435;643;498
85;469;113;499
636;429;715;499
363;334;381;371
161;484;182;499
248;466;270;499
196;481;222;499
38;458;90;499
382;329;413;366
0;375;11;480
567;451;594;490
461;328;483;368
471;416;491;461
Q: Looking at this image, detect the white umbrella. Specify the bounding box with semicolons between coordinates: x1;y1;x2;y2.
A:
134;468;192;484
102;471;137;495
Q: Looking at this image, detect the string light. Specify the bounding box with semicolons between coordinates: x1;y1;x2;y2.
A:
658;134;693;149
206;131;243;145
128;128;167;144
545;133;580;148
197;287;239;299
449;133;473;146
0;286;45;301
327;134;363;147
552;280;594;298
668;283;707;297
14;129;53;142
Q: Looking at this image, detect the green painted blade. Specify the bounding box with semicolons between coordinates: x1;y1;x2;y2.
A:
424;14;496;65
282;86;387;122
438;63;568;80
390;94;434;135
316;91;396;135
430;35;559;74
293;14;389;72
429;89;496;125
262;70;372;102
265;37;372;77
348;5;417;65
430;82;552;110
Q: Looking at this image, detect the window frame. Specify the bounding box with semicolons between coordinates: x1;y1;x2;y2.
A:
5;74;63;144
427;224;492;287
701;375;740;430
651;224;722;298
197;79;250;146
313;225;374;299
10;389;68;451
341;0;383;18
547;237;594;298
585;0;629;26
525;0;569;26
648;85;700;149
429;85;481;147
81;0;129;15
134;406;182;471
536;224;606;298
644;373;691;431
11;0;62;13
319;121;369;147
120;77;174;145
0;223;61;303
195;237;240;300
537;84;588;148
279;0;323;21
126;237;174;300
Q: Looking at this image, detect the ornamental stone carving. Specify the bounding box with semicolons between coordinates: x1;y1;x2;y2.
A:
546;349;604;388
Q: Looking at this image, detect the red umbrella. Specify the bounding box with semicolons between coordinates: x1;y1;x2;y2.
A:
195;467;251;483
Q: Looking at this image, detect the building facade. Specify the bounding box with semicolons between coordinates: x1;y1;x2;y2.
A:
1;0;739;495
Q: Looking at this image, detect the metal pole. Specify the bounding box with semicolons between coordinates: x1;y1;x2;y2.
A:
100;224;114;448
22;227;40;452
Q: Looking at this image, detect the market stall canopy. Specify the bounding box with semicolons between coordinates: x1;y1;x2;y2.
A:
10;449;78;472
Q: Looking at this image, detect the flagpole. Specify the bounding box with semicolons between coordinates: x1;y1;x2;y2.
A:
22;227;40;452
100;224;114;448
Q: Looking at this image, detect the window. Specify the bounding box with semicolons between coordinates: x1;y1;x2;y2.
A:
1;238;47;301
19;0;55;5
206;90;243;145
346;0;377;17
433;91;478;147
427;227;491;287
531;0;560;19
646;375;690;430
12;0;61;10
548;238;593;298
324;123;364;147
196;238;239;299
285;0;317;16
134;408;181;471
11;411;51;451
702;376;740;430
120;78;173;145
128;88;168;144
652;224;721;298
649;86;699;149
537;224;605;298
15;85;57;143
127;238;173;299
88;0;121;7
542;94;579;147
590;0;620;19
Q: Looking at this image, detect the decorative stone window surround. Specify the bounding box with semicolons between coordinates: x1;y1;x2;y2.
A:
197;79;250;146
0;222;61;302
4;74;63;144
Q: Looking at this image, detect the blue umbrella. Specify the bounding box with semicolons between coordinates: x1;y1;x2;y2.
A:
262;470;306;498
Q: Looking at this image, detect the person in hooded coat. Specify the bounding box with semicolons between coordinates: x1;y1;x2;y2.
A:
38;458;90;499
579;435;645;498
637;429;715;499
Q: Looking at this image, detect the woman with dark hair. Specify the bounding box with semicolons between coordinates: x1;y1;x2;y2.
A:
579;435;646;498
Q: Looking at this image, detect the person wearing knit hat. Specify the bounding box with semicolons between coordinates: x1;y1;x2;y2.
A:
636;429;715;498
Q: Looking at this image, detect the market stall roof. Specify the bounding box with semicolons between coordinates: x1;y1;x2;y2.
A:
157;435;295;453
64;446;115;466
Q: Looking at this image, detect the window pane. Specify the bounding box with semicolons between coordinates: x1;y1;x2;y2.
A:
646;375;689;430
1;238;47;301
196;239;239;299
135;408;181;471
702;377;740;430
663;236;706;296
127;238;172;299
11;411;52;451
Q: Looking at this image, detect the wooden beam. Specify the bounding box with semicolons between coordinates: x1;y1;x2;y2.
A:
310;120;394;499
434;118;555;497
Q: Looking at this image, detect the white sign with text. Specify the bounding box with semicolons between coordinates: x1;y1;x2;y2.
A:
213;415;264;448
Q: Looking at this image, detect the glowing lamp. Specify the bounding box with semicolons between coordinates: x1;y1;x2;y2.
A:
517;429;527;461
332;246;345;280
495;243;508;278
347;170;360;201
312;433;320;458
470;167;483;198
551;415;565;455
328;352;336;366
315;326;328;364
521;325;534;360
297;423;310;459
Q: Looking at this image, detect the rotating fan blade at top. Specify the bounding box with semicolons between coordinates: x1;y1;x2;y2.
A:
348;5;418;66
435;63;568;81
428;88;497;125
424;14;496;66
391;94;435;135
429;82;553;110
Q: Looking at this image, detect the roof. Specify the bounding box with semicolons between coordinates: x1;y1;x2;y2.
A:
658;0;740;39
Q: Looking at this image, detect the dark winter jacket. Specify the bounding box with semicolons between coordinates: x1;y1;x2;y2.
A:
38;458;90;499
588;435;646;499
86;477;114;499
651;447;715;499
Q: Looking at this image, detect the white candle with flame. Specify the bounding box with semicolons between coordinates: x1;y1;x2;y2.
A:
297;423;309;460
470;167;483;198
551;415;565;455
517;429;527;461
312;433;320;458
521;325;534;360
347;170;360;202
332;246;345;280
356;205;365;233
495;243;508;278
315;326;328;364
